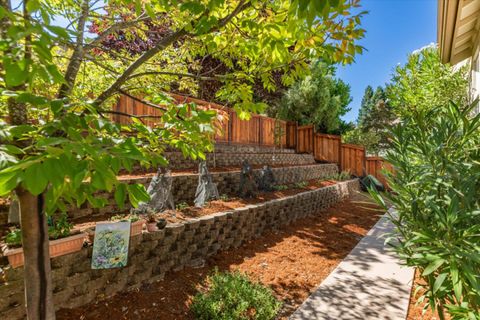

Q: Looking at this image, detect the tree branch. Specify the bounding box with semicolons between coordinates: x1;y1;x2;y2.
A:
57;0;90;99
93;0;250;107
126;71;219;81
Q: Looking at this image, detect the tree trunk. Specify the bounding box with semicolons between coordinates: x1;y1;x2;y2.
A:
17;188;55;320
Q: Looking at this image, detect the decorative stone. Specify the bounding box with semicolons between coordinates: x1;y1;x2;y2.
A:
257;165;275;192
194;162;219;208
134;168;175;214
238;160;257;198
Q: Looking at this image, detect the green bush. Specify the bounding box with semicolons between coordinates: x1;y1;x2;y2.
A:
370;102;480;319
294;181;308;188
273;184;288;191
191;271;281;320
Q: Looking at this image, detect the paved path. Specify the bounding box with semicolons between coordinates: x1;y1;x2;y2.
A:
290;212;414;320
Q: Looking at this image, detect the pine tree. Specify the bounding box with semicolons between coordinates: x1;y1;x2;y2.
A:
358;85;374;127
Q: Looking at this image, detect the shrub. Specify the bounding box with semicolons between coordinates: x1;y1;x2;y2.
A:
191;271;281;320
5;228;22;247
219;194;230;202
273;184;288;191
294;181;308;188
370;102;480;319
175;202;189;211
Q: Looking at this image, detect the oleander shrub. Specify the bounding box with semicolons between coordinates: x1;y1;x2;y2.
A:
191;271;281;320
370;102;480;319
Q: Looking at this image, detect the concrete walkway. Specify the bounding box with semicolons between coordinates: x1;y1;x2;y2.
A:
290;212;414;320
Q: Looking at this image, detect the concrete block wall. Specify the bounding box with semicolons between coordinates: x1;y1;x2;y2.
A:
164;151;316;170
0;179;359;319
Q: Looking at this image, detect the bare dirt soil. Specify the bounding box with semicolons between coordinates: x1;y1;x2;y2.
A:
57;193;383;320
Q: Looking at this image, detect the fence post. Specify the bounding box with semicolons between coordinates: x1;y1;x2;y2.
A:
228;110;233;145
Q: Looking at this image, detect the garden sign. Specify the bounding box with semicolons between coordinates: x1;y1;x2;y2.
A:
91;222;131;269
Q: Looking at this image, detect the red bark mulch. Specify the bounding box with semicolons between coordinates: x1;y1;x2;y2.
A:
57;193;383;320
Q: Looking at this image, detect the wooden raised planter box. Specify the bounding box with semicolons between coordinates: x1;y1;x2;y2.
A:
3;233;86;268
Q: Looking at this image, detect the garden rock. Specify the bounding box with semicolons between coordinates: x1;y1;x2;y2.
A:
257;165;275;192
238;160;257;198
194;162;219;208
134;168;175;214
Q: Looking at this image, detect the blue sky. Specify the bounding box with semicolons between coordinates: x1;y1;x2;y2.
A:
337;0;437;123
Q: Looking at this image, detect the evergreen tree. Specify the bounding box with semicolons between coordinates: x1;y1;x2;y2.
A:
346;85;395;155
274;62;352;134
358;85;374;127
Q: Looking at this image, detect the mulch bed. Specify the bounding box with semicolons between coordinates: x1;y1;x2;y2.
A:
69;179;338;231
406;270;449;320
56;193;383;320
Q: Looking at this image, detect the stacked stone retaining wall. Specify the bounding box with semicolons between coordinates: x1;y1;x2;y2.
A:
0;179;359;319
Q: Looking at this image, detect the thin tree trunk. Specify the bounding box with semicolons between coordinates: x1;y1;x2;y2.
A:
17;188;55;320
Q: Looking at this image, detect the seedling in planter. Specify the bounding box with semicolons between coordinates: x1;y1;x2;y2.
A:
48;214;73;240
146;211;159;232
5;228;22;248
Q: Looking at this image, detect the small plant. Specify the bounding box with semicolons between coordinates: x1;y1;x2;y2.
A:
175;202;189;211
219;194;230;201
48;214;73;240
5;228;22;247
191;271;281;320
294;181;308;188
110;213;140;223
146;211;157;223
337;171;351;181
273;184;288;191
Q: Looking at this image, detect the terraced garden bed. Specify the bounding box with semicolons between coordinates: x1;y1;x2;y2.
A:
55;193;382;320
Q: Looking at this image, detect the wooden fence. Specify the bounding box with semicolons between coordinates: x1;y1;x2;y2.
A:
114;93;293;148
365;157;393;188
313;133;341;164
113;93;392;184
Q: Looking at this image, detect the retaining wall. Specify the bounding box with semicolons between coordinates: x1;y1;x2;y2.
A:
69;163;339;220
0;179;359;319
164;151;316;169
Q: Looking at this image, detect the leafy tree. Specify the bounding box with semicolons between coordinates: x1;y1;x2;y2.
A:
370;102;480;320
342;127;381;155
274;62;353;134
0;0;366;318
387;45;469;117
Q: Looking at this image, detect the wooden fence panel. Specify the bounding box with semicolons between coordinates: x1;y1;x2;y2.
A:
296;125;314;153
313;133;341;164
260;117;275;146
286;122;297;149
341;144;366;176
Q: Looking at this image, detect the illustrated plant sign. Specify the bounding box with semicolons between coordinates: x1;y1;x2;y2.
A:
91;222;131;269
